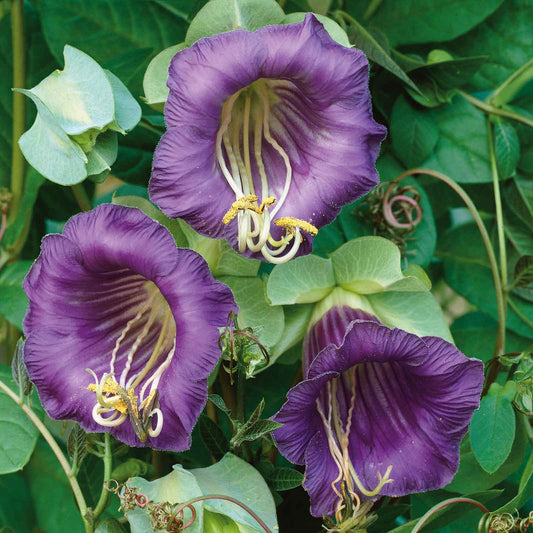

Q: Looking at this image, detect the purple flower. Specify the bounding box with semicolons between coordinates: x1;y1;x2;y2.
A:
150;14;386;263
23;204;236;451
273;306;484;520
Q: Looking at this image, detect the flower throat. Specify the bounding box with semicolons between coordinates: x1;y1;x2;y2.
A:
217;79;318;263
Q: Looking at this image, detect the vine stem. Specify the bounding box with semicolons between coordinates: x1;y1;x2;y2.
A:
0;378;90;530
9;0;26;225
393;169;506;365
173;495;272;533
71;183;93;212
457;90;533;129
92;432;112;523
411;498;489;533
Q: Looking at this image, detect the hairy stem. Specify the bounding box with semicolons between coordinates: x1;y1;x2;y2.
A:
394;169;506;364
92;432;112;523
9;0;26;225
0;378;90;530
458;91;533;129
71;183;93;212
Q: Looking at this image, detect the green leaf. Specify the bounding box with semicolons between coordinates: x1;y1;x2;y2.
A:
448;0;533;91
363;0;504;47
211;241;260;278
494;448;533;513
142;43;186;111
265;467;304;491
439;222;532;338
513;255;533;287
218;276;284;348
23;439;84;533
344;16;421;95
330;237;431;294
40;0;191;94
0;261;32;330
269;304;314;365
282;13;350;46
208;394;233;418
390;96;439;167
128;454;278;532
11;339;32;397
17;89;88;185
266;254;335;305
191;454;278;532
0;473;34;533
470;381;517;474
95;518;127;533
29;45;115;135
67;423;87;469
368;290;452;341
231;419;283;447
199;415;230;461
422;95;491;184
307;0;332;15
446;419;527;493
185;0;285;44
494;119;520;179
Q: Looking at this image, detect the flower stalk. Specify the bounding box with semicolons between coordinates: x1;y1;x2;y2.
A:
0;377;90;531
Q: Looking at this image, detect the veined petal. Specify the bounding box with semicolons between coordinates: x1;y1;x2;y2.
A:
24;204;236;450
150;14;386;262
273;306;484;518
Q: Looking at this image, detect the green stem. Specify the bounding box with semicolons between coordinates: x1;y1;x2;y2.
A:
363;0;384;19
139;119;164;136
490;58;533;106
457;90;533;129
92;432;112;523
0;378;90;530
236;368;246;424
71;183;93;212
395;169;506;361
9;0;26;225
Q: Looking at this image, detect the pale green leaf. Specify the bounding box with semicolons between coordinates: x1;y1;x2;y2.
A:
142;43;186;111
105;70;142;133
266;254;335;305
219;276;284;348
494;119;520;179
17;89;88;185
368;290;452;341
330;237;430;294
30;45;114;135
186;0;285;44
282;13;350;46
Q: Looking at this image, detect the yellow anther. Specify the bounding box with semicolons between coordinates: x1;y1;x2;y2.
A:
274;217;318;236
222;195;276;224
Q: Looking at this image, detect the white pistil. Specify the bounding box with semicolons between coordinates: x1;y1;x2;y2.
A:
217;79;317;263
316;373;393;523
88;299;176;440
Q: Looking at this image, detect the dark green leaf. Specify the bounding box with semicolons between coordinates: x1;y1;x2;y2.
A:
446;420;527;493
423;95;491;184
0;364;41;474
494;119;520;179
494;448;533;513
199;415;230;461
470;382;517;473
448;0;533;91
231;419;283;447
67;423;87;469
390;96;439;167
0;260;32;332
0;473;34;533
344;16;420;94
267;467;304;491
23;439;84;533
11;339;32;397
513;255;533;287
356;0;504;46
95;518;127;533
